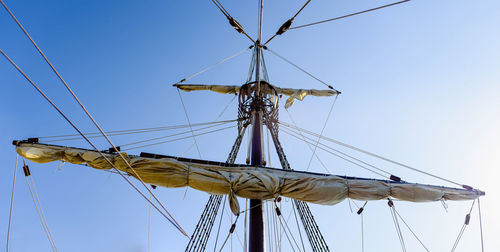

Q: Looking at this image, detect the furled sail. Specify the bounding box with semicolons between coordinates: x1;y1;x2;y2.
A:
15;141;484;215
174;84;338;108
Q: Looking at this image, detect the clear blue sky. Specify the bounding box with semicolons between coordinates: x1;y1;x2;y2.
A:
1;0;499;251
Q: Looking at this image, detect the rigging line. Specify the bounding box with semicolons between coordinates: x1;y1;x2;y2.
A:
278;121;465;187
281;127;389;178
44;120;233;143
393;208;430;252
388;203;406;252
282;124;392;176
306;94;338;171
119;121;233;147
213;196;227;252
361;212;364;252
6;154;19;252
217;215;240;252
266;48;337;91
244;199;248;251
284;108;329;173
274;205;299;252
39;119;237;140
263;0;311;45
174;46;252;84
1;2;188;234
29;170;58;251
290;0;411;30
210;0;230;17
0;50;187;237
177;89;202;159
292;200;307;252
208;0;255;43
123;125;236;151
22;162;57;252
181;95;236;157
478;198;485;252
147;193;151;252
451;199;476;252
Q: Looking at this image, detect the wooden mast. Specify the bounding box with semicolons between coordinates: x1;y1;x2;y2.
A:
249;0;265;251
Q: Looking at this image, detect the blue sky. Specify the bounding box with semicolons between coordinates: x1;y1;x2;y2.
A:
1;0;499;251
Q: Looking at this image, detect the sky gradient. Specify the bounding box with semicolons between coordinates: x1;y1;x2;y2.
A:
1;0;499;251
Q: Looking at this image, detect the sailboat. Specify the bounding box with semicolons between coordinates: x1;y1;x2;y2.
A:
2;0;494;251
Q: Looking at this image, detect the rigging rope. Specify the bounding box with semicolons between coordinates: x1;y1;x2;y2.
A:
0;3;189;236
290;0;411;30
306;94;338;171
217;215;240;252
393;208;430;251
38;120;237;141
281;127;390;178
274;203;300;252
22;160;57;251
292;200;307;252
6;154;19;252
0;49;187;236
388;199;407;252
263;0;312;45
285;108;330;173
451;200;476;252
266;48;337;91
177;89;202;159
209;0;256;43
478;198;485;252
174;46;252;85
123;125;236;151
279;121;467;187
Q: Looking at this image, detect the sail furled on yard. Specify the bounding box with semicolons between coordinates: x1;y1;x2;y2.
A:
15;142;483;215
174;84;338;108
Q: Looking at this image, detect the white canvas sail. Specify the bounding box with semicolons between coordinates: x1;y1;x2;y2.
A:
16;142;483;215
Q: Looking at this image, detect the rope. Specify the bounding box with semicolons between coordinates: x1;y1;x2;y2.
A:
281;127;390;178
180;96;236;157
177;89;202;159
274;204;300;252
22;161;57;251
209;0;255;43
478;198;485;252
451;200;476;252
263;0;312;45
279;120;465;187
266;48;337;91
285;108;329;173
393;208;430;251
174;47;251;84
290;0;411;30
306;95;338;171
0;49;187;237
147;194;151;252
1;4;188;236
361;212;364;252
213;196;226;252
292;200;307;252
120;120;233;148
388;200;406;252
123;125;235;151
217;215;240;252
39;120;237;141
6;154;19;252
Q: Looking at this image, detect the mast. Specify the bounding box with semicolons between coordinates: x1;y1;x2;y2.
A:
249;0;265;251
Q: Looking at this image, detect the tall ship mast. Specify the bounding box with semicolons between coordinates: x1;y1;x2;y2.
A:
2;0;493;251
